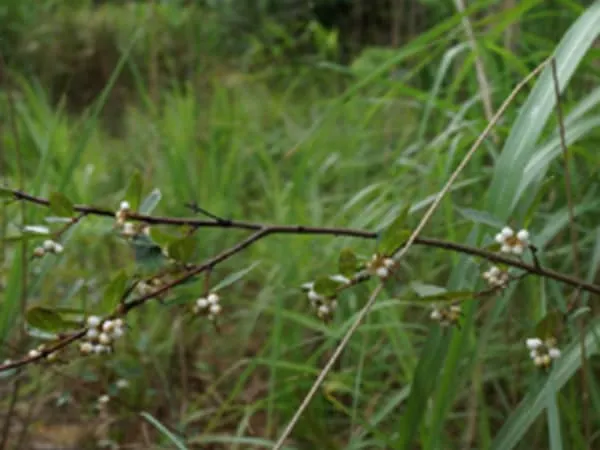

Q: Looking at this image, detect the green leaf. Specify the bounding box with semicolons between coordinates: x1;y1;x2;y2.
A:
149;228;178;249
212;261;261;292
411;282;472;303
131;234;168;273
124;171;143;211
48;192;74;217
0;186;14;198
100;270;129;314
167;235;197;263
313;276;341;297
534;310;564;340
139;188;162;215
487;1;600;218
378;206;411;256
25;306;69;333
338;248;358;278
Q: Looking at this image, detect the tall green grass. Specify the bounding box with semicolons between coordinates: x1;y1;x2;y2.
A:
1;1;600;449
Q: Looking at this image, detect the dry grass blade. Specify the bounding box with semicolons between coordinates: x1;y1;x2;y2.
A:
272;56;552;450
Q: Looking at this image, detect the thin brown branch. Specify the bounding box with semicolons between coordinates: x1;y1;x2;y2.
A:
3;186;599;295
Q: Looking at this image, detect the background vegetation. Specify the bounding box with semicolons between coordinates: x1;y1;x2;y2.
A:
1;0;600;448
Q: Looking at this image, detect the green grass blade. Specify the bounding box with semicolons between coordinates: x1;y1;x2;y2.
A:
140;411;188;450
486;1;600;218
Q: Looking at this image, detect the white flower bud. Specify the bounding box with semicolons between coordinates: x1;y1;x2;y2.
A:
94;344;106;354
28;349;41;359
116;379;129;389
494;233;504;244
114;318;124;329
534;355;544;366
52;242;64;254
501;227;514;238
517;229;529;242
112;327;124;339
512;245;524;255
122;222;136;236
317;304;330;318
209;303;222;315
501;244;511;253
86;316;101;328
102;320;114;333
530;350;538;359
430;309;441;320
86;328;99;340
308;290;324;302
33;247;45;258
207;293;220;305
548;348;561;359
526;338;543;350
98;394;110;404
541;354;551;366
43;239;55;251
196;298;209;309
120;201;130;211
80;342;93;355
46;352;57;362
99;333;112;345
383;258;395;269
375;266;389;279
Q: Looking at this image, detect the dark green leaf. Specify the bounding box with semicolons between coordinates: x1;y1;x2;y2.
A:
124;171;143;211
49;192;75;217
25;306;69;333
378;206;411;256
167;235;197;263
131;234;168;273
149;228;178;249
535;310;564;340
313;277;341;297
139;189;162;215
100;270;129;313
338;248;358;278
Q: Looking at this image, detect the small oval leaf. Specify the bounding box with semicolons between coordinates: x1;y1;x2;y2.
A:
124;171;143;211
378;206;412;256
313;276;341;297
167;235;197;263
25;306;69;332
49;192;75;217
338;248;358;278
100;270;130;313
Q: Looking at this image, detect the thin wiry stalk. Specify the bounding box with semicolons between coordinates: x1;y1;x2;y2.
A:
272;53;552;450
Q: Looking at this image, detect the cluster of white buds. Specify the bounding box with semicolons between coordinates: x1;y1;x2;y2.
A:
430;304;462;327
33;239;64;258
482;265;510;288
79;316;125;356
27;344;58;363
193;293;222;320
307;289;338;322
367;254;395;280
495;227;529;255
526;337;561;369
